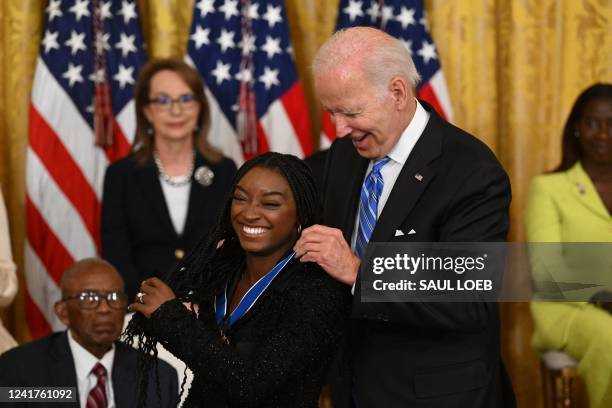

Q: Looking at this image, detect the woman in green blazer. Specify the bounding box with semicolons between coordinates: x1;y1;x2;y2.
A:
526;83;612;408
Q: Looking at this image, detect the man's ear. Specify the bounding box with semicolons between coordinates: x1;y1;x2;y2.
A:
54;301;70;326
389;76;410;110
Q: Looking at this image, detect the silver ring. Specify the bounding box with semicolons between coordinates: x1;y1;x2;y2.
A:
136;292;146;304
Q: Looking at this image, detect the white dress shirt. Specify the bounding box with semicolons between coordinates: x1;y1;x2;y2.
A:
350;99;430;249
159;179;191;235
67;330;116;408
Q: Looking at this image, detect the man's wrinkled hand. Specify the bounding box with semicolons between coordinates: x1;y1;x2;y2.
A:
294;224;360;286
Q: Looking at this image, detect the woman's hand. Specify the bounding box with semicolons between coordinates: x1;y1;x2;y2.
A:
128;277;176;318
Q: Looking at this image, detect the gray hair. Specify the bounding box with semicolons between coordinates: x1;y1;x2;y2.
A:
312;27;421;95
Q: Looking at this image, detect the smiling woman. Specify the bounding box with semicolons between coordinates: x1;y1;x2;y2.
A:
124;152;350;407
527;83;612;408
231;167;298;258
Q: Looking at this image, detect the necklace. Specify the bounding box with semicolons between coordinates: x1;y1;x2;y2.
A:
153;150;195;187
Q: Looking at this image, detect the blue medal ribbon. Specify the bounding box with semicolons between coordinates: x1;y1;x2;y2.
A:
215;251;295;329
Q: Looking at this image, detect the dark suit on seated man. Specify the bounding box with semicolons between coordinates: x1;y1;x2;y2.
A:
0;258;178;407
295;27;515;407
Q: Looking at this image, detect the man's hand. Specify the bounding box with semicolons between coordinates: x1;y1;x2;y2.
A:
294;224;360;286
129;277;176;318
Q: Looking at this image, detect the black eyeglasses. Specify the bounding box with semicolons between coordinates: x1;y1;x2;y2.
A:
147;94;197;111
62;291;127;310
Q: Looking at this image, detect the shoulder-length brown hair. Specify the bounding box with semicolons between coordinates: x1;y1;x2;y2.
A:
133;58;222;164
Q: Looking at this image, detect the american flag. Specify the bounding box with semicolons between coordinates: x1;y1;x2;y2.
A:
186;0;313;164
26;0;145;338
321;0;453;148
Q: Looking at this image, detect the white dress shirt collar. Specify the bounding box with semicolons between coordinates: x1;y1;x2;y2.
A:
386;98;430;167
349;99;430;294
67;329;116;408
350;99;430;248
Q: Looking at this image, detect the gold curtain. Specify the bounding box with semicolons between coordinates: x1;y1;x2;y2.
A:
0;1;610;406
426;1;611;404
0;0;44;343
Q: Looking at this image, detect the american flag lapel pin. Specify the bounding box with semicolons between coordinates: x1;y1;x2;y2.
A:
414;173;423;181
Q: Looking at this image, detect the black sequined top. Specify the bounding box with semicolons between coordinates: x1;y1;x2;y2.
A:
148;260;350;407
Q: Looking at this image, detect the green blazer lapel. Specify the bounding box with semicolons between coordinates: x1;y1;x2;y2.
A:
567;163;610;220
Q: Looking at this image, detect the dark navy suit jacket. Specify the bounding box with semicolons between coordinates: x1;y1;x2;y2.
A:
0;331;178;407
322;101;516;407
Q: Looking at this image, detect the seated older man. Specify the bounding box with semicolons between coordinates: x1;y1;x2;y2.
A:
0;258;178;407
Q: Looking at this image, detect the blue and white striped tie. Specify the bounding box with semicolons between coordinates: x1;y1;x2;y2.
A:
355;157;390;259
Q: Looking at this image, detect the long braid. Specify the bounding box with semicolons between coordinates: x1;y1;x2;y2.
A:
123;152;319;406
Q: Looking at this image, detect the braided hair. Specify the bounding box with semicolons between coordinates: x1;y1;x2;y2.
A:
123;152;320;406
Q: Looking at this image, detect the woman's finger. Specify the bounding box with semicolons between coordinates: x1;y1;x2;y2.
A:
128;302;144;314
141;277;163;289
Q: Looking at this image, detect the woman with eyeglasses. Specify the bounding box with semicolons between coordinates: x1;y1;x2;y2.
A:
101;58;237;301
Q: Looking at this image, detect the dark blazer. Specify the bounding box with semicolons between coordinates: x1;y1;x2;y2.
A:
147;259;351;407
303;149;329;194
0;331;178;407
101;152;237;298
322;101;515;407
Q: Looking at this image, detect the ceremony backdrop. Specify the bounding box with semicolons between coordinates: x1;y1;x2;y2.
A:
0;1;610;406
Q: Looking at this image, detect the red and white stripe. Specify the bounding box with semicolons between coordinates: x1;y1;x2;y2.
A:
186;56;313;165
25;57;134;338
